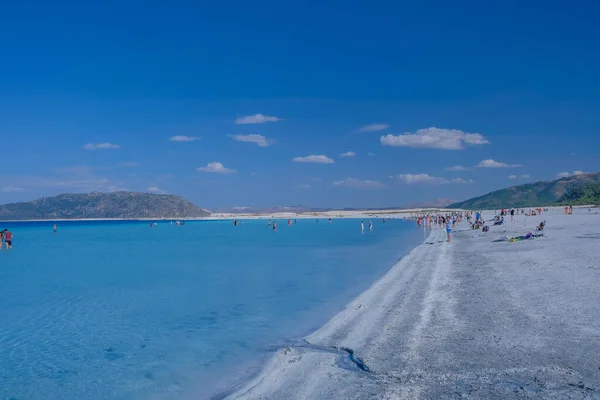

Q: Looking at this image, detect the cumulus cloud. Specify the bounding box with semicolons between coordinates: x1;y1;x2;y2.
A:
394;174;473;184
197;162;236;174
231;134;272;147
340;151;356;157
557;170;585;178
235;114;283;124
508;175;517;180
292;155;334;164
83;143;120;150
450;178;475;184
476;159;522;168
395;174;445;184
380;127;489;150
332;178;384;188
357;123;390;132
170;136;200;142
445;165;469;171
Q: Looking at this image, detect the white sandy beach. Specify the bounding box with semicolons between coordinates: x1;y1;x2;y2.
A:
221;209;600;399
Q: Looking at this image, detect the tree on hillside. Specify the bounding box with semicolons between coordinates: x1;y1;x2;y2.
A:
556;183;600;206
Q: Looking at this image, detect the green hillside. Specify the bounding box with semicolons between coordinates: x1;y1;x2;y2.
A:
556;182;600;206
448;173;600;209
0;191;210;220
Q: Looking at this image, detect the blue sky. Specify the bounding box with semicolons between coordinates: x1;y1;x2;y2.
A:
1;1;599;209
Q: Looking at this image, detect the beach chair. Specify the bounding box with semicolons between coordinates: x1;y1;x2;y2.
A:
536;220;546;232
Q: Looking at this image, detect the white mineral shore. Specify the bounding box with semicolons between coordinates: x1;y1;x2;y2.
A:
221;208;600;399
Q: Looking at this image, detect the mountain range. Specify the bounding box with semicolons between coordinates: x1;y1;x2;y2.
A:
448;173;600;209
0;192;210;220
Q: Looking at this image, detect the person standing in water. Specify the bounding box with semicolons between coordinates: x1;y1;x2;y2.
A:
3;229;13;249
273;221;277;231
53;224;57;233
369;220;373;231
445;218;452;243
360;221;364;233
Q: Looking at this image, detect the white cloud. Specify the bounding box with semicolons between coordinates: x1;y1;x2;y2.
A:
231;134;272;147
147;186;167;193
394;174;472;184
332;178;384;188
395;173;445;184
170;135;200;142
340;151;356;157
521;174;531;179
118;162;139;167
296;184;312;190
235;114;283;124
445;165;469;171
367;152;375;156
450;178;475;184
83;142;120;150
197;162;236;174
381;127;490;150
476;159;522;168
557;170;585;178
232;206;250;211
292;155;334;164
508;175;517;180
357;123;390;132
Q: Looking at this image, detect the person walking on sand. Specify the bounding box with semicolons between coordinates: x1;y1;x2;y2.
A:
3;229;13;249
445;218;452;243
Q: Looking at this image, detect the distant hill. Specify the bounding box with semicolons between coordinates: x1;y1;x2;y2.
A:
447;173;600;209
0;192;211;220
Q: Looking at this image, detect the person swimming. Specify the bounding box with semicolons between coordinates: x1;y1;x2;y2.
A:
3;229;13;249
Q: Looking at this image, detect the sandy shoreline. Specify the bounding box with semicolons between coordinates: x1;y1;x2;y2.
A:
220;209;600;399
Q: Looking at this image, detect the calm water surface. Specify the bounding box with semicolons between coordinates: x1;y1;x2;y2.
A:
0;219;421;400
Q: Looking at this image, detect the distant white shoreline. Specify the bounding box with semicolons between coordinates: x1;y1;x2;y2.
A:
1;205;595;223
0;208;445;223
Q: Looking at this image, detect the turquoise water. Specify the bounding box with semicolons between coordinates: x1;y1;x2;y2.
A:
0;219;421;400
